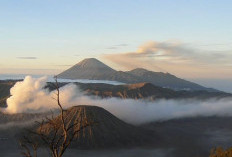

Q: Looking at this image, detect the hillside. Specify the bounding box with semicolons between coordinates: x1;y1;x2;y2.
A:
34;105;155;148
57;58;141;83
127;68;215;91
1;81;231;108
0;80;18;107
2;107;232;157
45;82;232;100
79;82;231;100
57;58;217;91
57;58;116;80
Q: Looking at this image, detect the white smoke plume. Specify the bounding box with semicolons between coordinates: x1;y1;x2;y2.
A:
5;76;232;125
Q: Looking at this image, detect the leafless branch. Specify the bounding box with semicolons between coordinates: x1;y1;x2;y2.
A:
20;76;93;157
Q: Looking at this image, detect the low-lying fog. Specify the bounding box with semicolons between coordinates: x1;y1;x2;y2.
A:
2;117;232;157
1;75;232;157
1;147;172;157
0;74;124;85
3;76;232;125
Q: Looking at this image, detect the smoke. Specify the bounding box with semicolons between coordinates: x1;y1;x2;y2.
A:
102;41;232;78
6;76;52;113
5;76;232;125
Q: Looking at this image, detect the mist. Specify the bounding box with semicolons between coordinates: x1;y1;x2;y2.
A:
0;119;41;130
5;76;232;125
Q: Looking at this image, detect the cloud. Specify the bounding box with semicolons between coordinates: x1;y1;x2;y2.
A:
4;76;232;125
102;41;232;78
17;57;37;60
107;47;118;50
106;44;128;50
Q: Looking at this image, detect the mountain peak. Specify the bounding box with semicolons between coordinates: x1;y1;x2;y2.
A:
37;105;153;148
57;58;213;91
131;68;148;71
77;58;100;65
76;58;112;69
57;58;116;79
128;68;150;75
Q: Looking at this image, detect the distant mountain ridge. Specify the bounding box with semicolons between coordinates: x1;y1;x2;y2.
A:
1;81;230;108
45;82;231;101
57;58;216;91
127;68;210;91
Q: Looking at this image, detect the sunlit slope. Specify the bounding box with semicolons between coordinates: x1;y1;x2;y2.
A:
35;105;155;148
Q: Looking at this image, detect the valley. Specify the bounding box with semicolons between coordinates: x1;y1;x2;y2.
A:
0;59;231;157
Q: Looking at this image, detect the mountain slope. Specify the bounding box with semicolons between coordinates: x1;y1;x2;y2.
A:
57;58;141;83
57;58;116;79
36;105;155;148
44;82;231;100
1;81;230;108
0;80;18;107
76;82;231;100
57;58;217;91
127;68;216;91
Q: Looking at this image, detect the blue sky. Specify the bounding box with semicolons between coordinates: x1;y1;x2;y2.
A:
0;0;232;79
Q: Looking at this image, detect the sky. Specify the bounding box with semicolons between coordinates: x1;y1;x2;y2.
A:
0;0;232;81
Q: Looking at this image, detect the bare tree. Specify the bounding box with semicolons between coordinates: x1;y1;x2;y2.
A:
20;77;93;157
19;135;39;157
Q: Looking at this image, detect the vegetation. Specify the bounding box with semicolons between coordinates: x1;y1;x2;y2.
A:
209;147;232;157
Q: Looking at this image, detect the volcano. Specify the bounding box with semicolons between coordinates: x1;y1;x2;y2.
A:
57;58;140;83
57;58;217;91
37;105;155;149
57;58;116;80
